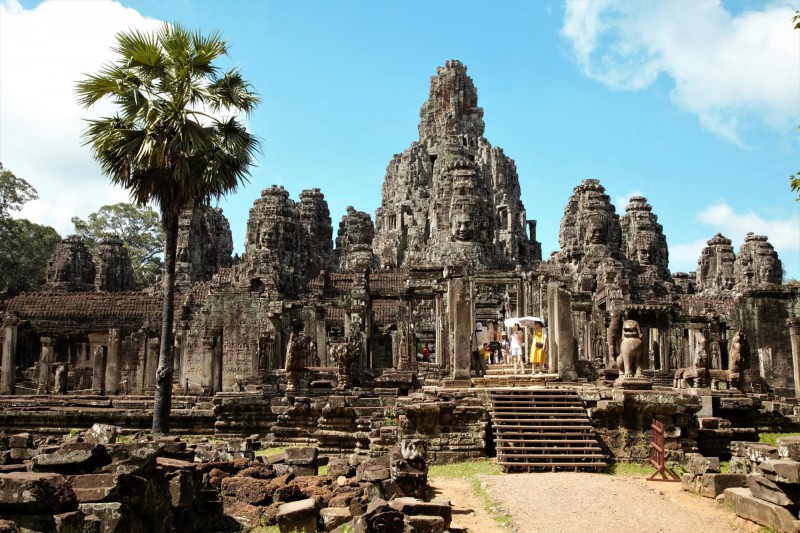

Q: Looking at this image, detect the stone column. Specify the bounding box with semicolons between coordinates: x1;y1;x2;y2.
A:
91;345;107;395
105;328;121;395
201;336;216;393
145;336;159;392
448;276;472;380
548;283;577;381
37;337;55;394
788;318;800;399
435;292;445;368
213;334;222;394
1;315;19;395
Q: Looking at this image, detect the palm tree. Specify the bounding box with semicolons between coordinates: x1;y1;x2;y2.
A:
77;24;259;434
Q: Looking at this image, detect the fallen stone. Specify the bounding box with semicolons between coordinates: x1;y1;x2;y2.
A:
78;502;139;533
681;472;697;493
8;434;31;449
67;473;147;506
725;487;800;533
685;453;721;475
407;515;445;533
220;476;272;506
360;465;390;482
284;447;317;466
83;424;119;445
759;459;800;484
290;465;317;476
276;498;319;533
748;474;800;508
0;519;18;533
168;470;199;508
31;443;110;474
388;497;452;529
100;443;162;475
0;472;77;514
359;498;404;533
320;507;351;531
698;417;720;429
700;473;746;498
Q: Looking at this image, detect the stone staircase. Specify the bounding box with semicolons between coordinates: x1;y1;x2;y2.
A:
488;388;607;473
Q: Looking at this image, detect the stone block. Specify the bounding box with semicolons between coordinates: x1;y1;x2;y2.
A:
725;487;800;533
54;510;98;533
219;476;272;506
406;515;445;533
748;473;800;507
759;459;800;485
83;424;119;445
9;448;35;461
388;497;451;529
168;470;199;508
284;447;317;465
700;473;746;498
276;498;319;533
685;453;721;475
360;465;391;482
0;514;54;532
778;437;800;461
8;434;31;450
31;443;110;475
78;502;138;533
0;519;18;533
290;465;317;476
320;507;351;531
698;417;720;429
681;473;699;493
101;443;162;475
68;473;135;503
0;472;77;514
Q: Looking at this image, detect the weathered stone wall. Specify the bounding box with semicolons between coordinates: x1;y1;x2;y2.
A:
175;206;233;288
45;236;95;293
93;236;135;292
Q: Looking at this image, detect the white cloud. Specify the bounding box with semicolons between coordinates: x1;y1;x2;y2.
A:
615;189;643;211
561;0;800;145
0;0;164;235
669;201;800;275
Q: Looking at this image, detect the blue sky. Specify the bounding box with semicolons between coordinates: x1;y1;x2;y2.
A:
1;0;798;279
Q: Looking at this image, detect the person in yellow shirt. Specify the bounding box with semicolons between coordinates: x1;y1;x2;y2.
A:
530;319;547;374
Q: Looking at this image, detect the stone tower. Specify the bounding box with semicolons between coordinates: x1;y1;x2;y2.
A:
734;233;783;290
93;236;134;292
372;60;535;270
335;206;377;271
45;235;96;292
298;188;334;280
240;186;305;298
175;206;233;288
552;179;623;292
620;196;670;300
697;233;736;294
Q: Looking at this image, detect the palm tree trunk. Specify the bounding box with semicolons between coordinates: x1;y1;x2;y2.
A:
152;208;179;436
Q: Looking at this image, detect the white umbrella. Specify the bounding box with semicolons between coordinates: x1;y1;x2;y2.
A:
504;316;545;328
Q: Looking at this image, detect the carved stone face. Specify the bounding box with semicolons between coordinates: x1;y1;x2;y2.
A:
637;247;653;265
587;221;606;245
452;214;474;242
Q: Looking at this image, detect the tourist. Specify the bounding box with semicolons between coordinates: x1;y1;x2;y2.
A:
501;333;510;364
530;319;547;374
510;323;524;373
423;343;430;363
471;323;487;376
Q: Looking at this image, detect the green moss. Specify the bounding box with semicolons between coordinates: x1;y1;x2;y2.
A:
255;446;286;457
605;461;684;477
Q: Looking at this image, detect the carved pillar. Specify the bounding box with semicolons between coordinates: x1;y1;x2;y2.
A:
145;336;159;392
213;333;222;394
1;315;19;395
91;345;107;395
448;276;471;380
548;283;577;381
37;337;55;394
105;328;121;395
789;318;800;399
201;336;216;392
435;292;445;368
397;297;412;371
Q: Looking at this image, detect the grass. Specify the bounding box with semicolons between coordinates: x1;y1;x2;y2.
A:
428;459;511;528
605;461;686;477
759;433;800;447
255;446;286;457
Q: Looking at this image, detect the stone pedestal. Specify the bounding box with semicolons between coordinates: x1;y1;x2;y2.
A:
91;346;107;395
145;336;159;392
105;328;121;395
1;315;19;395
37;337;55;394
613;376;652;390
54;363;68;394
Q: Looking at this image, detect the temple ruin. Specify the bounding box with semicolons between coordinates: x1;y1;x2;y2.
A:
1;61;799;501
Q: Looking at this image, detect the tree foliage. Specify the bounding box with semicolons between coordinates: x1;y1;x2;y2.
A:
793;11;800;201
72;203;164;288
76;23;260;435
0;162;61;294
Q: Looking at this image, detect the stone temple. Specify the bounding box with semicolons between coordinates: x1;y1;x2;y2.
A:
1;61;800;530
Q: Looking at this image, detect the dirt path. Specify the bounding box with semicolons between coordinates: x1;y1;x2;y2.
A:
432;471;763;533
